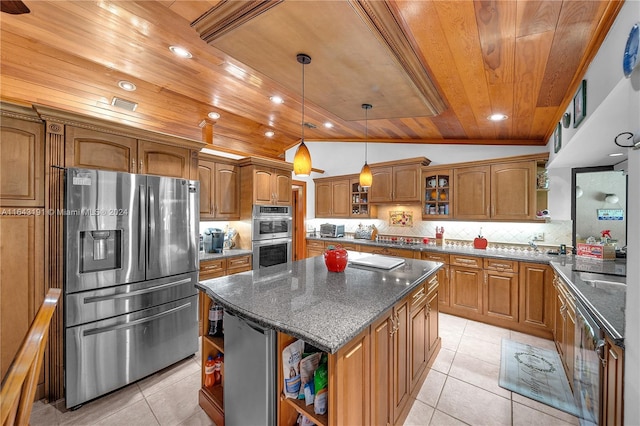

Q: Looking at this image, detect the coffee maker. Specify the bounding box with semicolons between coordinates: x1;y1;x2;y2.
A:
204;228;225;253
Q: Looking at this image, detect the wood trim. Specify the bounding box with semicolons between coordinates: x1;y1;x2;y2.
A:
349;1;447;116
237;156;293;171
369;156;431;168
423;152;549;170
0;101;42;123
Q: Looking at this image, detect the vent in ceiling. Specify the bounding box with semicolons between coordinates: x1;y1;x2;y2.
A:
111;97;138;112
303;122;316;129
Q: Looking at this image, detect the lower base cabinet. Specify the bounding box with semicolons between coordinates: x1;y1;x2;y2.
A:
603;336;624;426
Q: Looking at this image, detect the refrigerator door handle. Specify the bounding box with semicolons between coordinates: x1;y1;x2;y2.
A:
83;278;192;304
138;184;146;272
148;185;155;266
82;301;192;336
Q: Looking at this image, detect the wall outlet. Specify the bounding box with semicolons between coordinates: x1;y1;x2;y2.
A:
532;232;545;241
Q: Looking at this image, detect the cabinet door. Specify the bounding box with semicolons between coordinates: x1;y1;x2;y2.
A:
554;288;566;359
273;168;292;205
484;271;518;322
603;337;624;426
335;328;370;425
331;179;350;217
1;213;45;392
392;299;410;423
65;126;136;172
519;263;553;329
306;240;325;258
426;290;439;358
198;159;215;218
138;140;190;178
315;181;332;217
453;165;490;219
565;303;575;389
214;163;240;219
393;165;421;202
422;252;449;307
369;166;393;203
491;161;535;220
0;117;44;206
253;166;275;204
450;266;483;314
410;299;427;393
370;312;393;426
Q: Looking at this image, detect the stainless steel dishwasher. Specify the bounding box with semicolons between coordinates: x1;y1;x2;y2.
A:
223;311;277;425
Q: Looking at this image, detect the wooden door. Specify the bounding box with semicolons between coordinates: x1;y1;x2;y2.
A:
491;161;536;220
554;288;566;360
369;166;393;203
0;214;46;395
138;140;190;178
426;290;439;358
331;179;350;217
392;164;421;202
273;168;292;205
370;312;393;426
65;126;136;172
409;300;427;393
198;159;215;218
484;271;518;322
0;117;44;206
392;298;410;424
334;328;370;425
315;181;332;217
519;263;553;329
603;337;624;426
565;302;576;388
450;266;483;314
453;165;490;219
214;162;240;219
252;166;275;204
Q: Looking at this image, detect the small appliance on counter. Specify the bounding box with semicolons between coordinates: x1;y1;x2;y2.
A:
319;223;345;238
204;228;225;253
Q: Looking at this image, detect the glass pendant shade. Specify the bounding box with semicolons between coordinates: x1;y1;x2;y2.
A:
293;141;312;176
359;162;372;187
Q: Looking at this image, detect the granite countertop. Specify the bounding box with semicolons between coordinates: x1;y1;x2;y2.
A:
550;257;626;346
199;249;252;261
197;252;442;354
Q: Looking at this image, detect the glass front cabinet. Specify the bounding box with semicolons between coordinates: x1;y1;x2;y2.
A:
423;168;452;219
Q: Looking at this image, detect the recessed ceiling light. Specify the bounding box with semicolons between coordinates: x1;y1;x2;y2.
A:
270;96;284;104
264;131;275;137
207;112;221;120
169;46;192;58
117;80;136;91
609;152;624;157
323;122;333;128
488;113;508;121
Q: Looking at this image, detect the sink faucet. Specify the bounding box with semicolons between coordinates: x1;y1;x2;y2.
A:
528;240;539;252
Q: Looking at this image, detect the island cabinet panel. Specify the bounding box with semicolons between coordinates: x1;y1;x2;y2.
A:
0;116;45;206
602;336;624;426
409;285;428;393
332;328;370;426
392;298;410;424
553;274;576;390
65;126;137;172
370;312;393;426
519;263;553;330
198;294;225;426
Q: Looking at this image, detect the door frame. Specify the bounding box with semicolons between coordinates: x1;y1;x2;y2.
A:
292;180;307;261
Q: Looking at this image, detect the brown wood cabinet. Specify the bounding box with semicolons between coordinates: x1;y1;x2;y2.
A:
65;126;193;178
315;177;350;218
483;259;519;323
369;158;430;204
198;154;240;220
349;177;375;218
422;252;450;307
306;239;360;258
449;255;483;314
0;116;45;207
519;263;554;331
239;158;293;210
409;275;439;394
602;336;624;426
553;274;575;389
359;245;416;259
422;168;452;218
370;310;393;426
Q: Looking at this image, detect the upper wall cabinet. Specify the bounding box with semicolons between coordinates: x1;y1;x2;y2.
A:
138;139;191;178
369;157;431;204
199;154;240;220
239;157;293;213
0;115;45;207
315;177;350;218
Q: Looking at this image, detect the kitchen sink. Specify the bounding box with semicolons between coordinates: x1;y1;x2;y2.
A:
577;271;626;291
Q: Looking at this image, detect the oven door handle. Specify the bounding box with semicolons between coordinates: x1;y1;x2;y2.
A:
83;278;192;304
596;339;607;366
82;301;192;336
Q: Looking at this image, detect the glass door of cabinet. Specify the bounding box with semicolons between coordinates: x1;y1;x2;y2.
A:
350;179;370;217
423;171;452;218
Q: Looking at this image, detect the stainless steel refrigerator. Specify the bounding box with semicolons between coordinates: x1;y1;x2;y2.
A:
64;168;199;408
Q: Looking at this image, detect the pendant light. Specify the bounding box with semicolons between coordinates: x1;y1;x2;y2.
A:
293;53;312;176
359;103;373;188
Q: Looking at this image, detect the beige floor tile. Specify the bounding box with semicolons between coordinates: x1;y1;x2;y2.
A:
512;392;579;425
437;377;512;426
29;399;61;425
448;352;511;399
94;399;159;426
403;398;435;426
509;331;557;351
175;409;217;426
512;401;578;426
429;409;470;425
463;320;511;345
439;328;463;351
137;356;201;398
439;313;468;335
456;334;502;366
57;382;145;425
415;368;447;407
431;348;456;374
145;370;203;426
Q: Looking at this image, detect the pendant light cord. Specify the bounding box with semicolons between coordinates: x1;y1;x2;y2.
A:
362;103;372;163
301;57;305;142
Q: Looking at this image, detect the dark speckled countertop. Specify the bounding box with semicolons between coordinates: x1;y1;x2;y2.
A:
196;253;442;353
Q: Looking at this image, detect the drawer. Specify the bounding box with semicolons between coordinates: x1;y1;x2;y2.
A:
227;255;251;273
422;251;449;264
336;242;359;251
426;273;439;295
306;239;325;249
409;283;427;310
450;255;482;269
361;245;415;258
483;258;518;273
200;258;226;276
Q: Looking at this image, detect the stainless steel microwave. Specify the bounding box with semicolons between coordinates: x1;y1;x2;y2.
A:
252;205;292;241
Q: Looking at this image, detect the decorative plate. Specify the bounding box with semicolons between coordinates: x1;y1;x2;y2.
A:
623;22;639;78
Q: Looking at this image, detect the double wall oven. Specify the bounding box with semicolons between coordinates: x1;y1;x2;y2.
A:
251;205;292;270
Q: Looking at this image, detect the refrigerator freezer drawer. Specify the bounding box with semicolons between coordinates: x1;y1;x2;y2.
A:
65;295;198;408
65;272;198;327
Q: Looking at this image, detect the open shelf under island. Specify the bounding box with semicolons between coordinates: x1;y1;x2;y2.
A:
196;252;443;426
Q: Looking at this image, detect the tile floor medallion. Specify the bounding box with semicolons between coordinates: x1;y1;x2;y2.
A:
30;314;579;425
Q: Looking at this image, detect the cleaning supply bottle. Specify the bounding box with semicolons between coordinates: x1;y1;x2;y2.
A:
213;352;224;385
204;355;215;387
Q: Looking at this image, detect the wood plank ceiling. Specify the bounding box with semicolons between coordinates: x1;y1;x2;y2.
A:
0;0;622;159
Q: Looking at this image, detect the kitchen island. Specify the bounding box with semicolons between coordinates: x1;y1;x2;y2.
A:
196;252;442;425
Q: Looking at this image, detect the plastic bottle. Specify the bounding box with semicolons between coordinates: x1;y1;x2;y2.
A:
208;304;224;337
204;355;215;387
213;352;224;385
